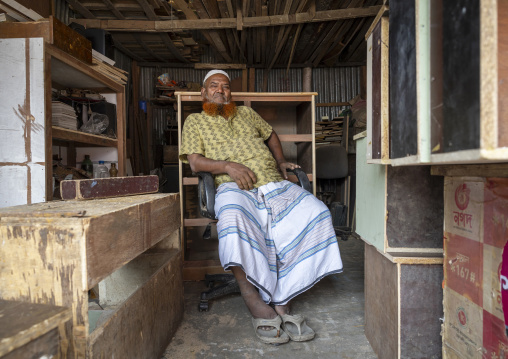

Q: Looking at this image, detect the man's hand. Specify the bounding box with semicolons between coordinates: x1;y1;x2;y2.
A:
225;162;257;190
277;162;301;180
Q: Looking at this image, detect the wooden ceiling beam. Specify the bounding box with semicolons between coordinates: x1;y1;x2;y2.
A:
158;33;190;62
194;63;246;69
135;0;157;20
133;34;167;62
110;34;146;61
100;0;124;19
71;5;382;31
321;18;366;66
65;0;96;18
171;0;232;63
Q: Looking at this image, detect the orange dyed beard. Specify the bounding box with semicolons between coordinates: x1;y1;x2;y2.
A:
203;101;237;119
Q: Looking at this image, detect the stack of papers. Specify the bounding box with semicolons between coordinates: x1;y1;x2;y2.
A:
52;101;77;130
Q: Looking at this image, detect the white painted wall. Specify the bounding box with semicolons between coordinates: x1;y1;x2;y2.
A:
0;38;45;208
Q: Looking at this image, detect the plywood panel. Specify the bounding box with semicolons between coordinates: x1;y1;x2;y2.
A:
386;166;444;249
498;1;508;147
371;20;382;160
400;264;443;358
364;243;398;359
0;38;46;208
442;0;480;152
355;137;386;251
389;0;417;159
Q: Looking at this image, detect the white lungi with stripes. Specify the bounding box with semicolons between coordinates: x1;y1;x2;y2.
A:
215;180;343;305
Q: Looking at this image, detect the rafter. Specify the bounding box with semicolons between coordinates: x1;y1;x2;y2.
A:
71;5;382;31
65;0;95;18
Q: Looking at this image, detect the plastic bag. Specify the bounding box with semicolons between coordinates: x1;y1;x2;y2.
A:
80;113;109;135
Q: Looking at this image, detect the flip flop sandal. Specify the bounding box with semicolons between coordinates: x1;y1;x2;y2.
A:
251;316;290;345
280;314;315;342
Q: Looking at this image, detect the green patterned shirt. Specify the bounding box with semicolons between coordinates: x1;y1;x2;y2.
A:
179;106;283;188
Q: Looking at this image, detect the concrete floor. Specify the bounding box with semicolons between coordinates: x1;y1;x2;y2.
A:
162;237;377;359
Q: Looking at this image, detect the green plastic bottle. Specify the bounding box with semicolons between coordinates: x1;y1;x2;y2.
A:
81;155;93;177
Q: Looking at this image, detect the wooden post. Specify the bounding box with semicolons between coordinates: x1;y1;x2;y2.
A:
131;61;140;175
241;69;248;92
303;67;312;92
248;68;256;92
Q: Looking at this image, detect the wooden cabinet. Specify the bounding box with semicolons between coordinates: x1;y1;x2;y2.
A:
0;20;126;205
176;92;317;279
0;194;182;358
366;1;508;166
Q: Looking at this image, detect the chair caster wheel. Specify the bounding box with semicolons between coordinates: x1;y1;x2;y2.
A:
198;301;209;312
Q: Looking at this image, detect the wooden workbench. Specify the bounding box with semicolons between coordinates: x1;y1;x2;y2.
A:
0;193;182;359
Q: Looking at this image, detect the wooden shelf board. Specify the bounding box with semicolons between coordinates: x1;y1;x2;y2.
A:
52;126;118;147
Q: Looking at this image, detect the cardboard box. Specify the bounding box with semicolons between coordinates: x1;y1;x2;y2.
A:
443;176;508;358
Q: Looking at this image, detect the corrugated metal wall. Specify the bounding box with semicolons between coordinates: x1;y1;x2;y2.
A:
140;66;362;144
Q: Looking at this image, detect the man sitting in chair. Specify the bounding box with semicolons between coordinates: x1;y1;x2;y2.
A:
179;70;343;345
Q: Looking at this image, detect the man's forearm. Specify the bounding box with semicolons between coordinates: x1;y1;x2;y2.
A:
265;131;286;164
187;154;229;174
187;153;257;190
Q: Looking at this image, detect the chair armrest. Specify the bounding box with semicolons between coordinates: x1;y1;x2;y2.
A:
288;168;312;192
197;172;216;219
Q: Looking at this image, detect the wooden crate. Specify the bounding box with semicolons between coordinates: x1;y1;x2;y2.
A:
364;243;444;359
0;300;71;359
0;193;182;359
0;16;92;64
355;134;444;254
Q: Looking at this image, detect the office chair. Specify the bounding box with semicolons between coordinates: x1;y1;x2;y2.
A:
315;144;351;241
196;168;311;311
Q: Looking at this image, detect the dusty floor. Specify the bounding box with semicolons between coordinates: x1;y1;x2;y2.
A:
162;237;377;359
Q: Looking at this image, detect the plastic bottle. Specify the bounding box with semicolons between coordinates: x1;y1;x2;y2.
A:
96;161;110;178
81;155;93;177
109;163;118;177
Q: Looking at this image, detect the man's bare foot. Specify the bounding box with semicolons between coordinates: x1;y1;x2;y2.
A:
231;267;277;330
274;303;291;316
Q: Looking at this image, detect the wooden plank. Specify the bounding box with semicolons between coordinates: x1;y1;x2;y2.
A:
194;63;246;69
46;44;123;92
430;163;508;177
183;265;226;281
88;250;184;359
185;218;217;226
2;329;59;359
60;176;159;200
316;101;351;107
0;300;71;358
0;0;43;20
498;2;508;147
72;6;382;31
84;194;180;288
364;243;398;359
52;126;118;147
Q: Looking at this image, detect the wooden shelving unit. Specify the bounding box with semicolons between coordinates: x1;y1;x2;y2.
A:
176;92;317;279
45;44;126;199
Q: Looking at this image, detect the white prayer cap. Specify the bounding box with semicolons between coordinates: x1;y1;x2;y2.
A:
203;70;230;86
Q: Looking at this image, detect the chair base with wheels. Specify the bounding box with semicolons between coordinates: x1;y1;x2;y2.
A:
196;168;312;311
198;273;240;311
